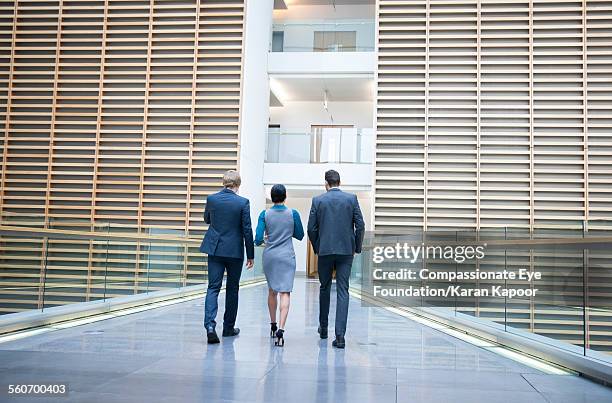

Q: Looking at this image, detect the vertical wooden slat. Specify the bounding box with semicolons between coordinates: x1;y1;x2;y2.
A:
137;0;153;235
87;0;109;300
529;0;535;232
424;0;429;230
582;0;589;229
184;1;201;288
375;0;428;231
476;0;481;229
586;0;612;353
41;0;63;308
133;0;153;294
0;1;17;219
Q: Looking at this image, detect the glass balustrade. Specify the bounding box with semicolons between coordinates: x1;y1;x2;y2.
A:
0;214;265;317
349;222;612;363
2;210;611;365
266;127;373;164
271;20;375;53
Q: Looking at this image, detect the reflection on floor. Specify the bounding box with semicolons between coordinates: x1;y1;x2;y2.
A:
0;278;610;403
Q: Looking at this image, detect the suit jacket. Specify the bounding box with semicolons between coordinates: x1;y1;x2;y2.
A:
307;188;365;256
200;188;255;260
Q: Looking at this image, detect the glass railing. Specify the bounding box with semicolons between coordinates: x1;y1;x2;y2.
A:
266;127;373;164
271;20;375;52
350;221;612;363
0;216;265;317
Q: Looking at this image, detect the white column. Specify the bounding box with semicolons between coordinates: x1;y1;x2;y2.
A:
239;0;274;226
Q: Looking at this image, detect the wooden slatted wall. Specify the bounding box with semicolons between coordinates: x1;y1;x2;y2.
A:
0;0;245;313
376;0;612;232
375;0;612;353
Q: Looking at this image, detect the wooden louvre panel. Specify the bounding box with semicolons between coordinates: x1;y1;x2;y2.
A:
587;0;612;223
376;0;428;230
376;0;612;232
480;0;531;229
0;1;13;312
532;0;585;229
0;0;245;312
586;0;612;354
376;0;612;354
0;1;10;193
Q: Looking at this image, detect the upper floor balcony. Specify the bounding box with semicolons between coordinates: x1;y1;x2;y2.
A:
268;20;375;75
271;20;374;53
266;127;373;164
263;127;373;190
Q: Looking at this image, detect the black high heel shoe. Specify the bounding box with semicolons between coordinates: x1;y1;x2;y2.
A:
270;322;278;338
274;329;285;347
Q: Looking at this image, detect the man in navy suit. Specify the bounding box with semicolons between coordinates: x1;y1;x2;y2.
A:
200;170;254;344
307;170;365;349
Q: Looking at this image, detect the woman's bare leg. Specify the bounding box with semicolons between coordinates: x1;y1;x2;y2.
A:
268;288;278;323
279;292;291;329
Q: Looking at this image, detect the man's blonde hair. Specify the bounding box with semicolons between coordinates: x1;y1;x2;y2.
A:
222;170;241;188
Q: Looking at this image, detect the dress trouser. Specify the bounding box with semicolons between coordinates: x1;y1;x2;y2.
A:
204;255;243;331
317;254;353;337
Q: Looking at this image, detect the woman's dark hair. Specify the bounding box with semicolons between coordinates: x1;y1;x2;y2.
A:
270;184;287;203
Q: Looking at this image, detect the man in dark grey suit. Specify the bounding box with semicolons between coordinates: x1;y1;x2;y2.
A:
307;170;365;348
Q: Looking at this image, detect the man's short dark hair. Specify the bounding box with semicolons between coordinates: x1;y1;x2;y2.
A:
270;184;287;203
325;170;341;187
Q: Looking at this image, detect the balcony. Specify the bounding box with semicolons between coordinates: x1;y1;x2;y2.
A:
268;20;375;75
263;127;373;189
271;20;375;53
266;127;373;164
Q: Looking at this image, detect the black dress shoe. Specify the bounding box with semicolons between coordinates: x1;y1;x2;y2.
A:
332;335;345;349
222;327;240;337
207;328;220;344
318;326;328;339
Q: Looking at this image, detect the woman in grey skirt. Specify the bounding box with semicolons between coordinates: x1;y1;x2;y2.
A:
255;184;304;346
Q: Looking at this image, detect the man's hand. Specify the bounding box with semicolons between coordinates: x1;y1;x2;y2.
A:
246;259;254;270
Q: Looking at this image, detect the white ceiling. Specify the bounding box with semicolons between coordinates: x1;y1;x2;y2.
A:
269;76;374;103
275;0;375;20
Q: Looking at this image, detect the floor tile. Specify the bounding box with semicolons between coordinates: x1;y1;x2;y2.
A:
256;376;397;403
397;385;548;403
521;374;612;398
396;368;536;392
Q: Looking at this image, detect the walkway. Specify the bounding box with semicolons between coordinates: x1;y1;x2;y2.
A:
1;278;610;403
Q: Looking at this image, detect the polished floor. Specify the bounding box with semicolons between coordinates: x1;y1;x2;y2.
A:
0;278;610;403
